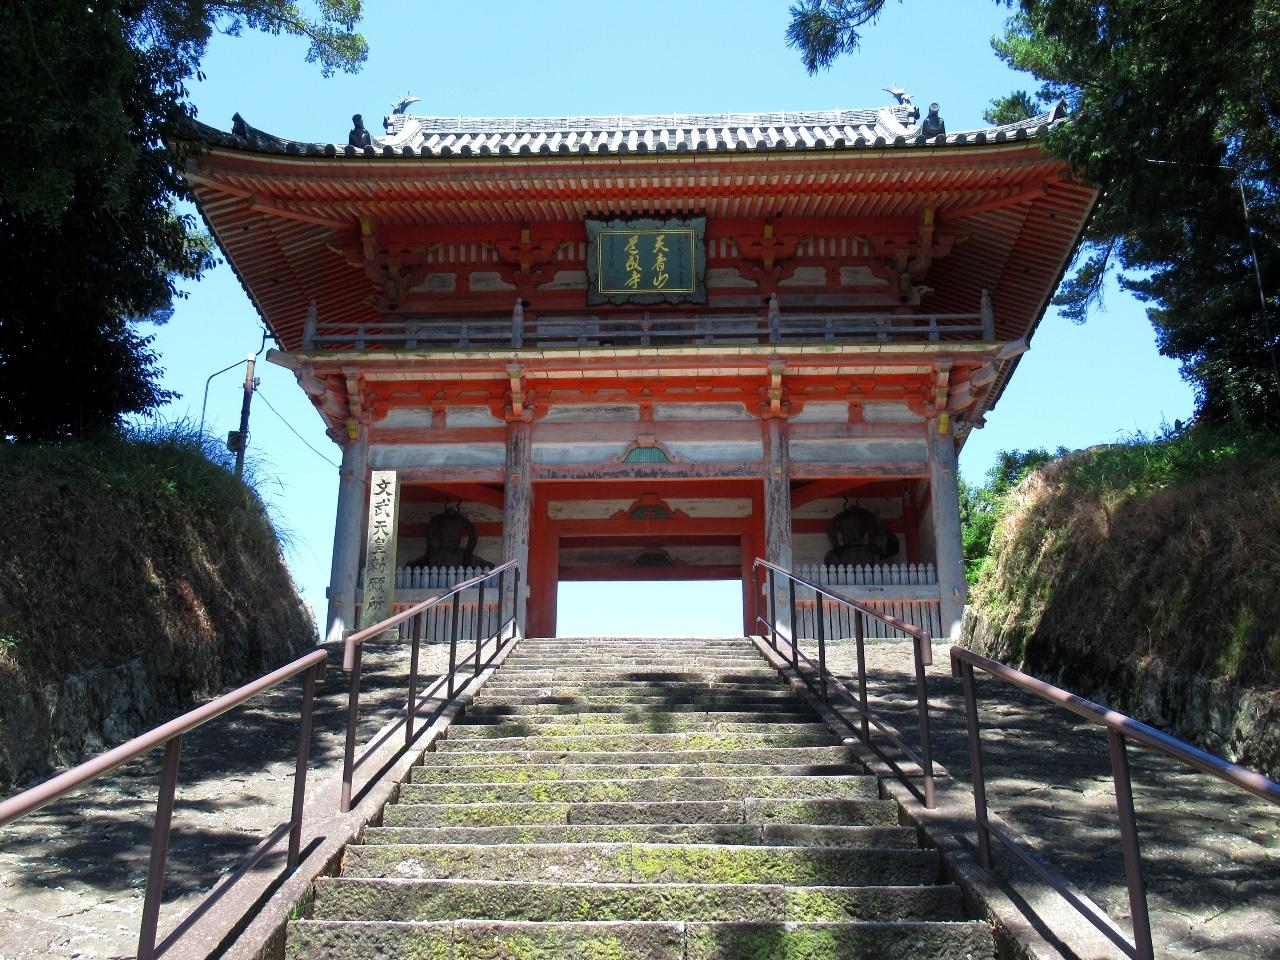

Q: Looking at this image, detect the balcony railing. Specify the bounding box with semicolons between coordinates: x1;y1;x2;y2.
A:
303;309;994;352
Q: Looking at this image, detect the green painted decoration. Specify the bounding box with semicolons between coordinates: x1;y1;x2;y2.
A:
586;217;706;305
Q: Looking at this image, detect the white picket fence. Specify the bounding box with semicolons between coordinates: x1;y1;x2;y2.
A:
788;562;943;640
395;565;491;590
390;565;504;644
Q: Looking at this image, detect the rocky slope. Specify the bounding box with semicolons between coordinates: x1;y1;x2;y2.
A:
0;430;315;792
962;444;1280;778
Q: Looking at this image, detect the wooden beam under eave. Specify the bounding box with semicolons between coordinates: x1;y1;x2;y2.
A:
530;461;767;482
385;466;506;483
414;481;506;510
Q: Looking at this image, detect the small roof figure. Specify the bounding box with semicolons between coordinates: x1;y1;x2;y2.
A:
921;102;945;138
348;114;371;148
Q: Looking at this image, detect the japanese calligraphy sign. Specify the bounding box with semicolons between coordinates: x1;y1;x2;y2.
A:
586;217;706;305
360;470;400;631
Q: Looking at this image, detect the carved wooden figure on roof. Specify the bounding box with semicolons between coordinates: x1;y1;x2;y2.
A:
348;114;371;148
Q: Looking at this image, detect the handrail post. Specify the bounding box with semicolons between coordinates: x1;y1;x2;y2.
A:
767;568;777;650
287;661;320;869
339;649;362;812
475;577;486;675
788;577;798;668
137;736;182;960
854;611;869;742
406;612;422;745
958;659;992;867
913;632;936;808
815;592;828;702
496;568;507;654
513;566;523;638
1109;729;1155;960
447;591;461;698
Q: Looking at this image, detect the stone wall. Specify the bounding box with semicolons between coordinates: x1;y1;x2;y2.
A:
963;607;1280;780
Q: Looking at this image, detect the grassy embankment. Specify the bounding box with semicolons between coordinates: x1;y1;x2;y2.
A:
963;427;1280;774
0;426;315;790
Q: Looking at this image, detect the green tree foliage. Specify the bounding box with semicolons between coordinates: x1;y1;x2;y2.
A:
787;0;1280;429
982;90;1039;125
960;448;1057;583
0;2;366;442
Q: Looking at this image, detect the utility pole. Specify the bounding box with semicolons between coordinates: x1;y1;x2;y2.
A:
229;354;258;480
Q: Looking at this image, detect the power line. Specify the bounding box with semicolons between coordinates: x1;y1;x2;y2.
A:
255;388;339;467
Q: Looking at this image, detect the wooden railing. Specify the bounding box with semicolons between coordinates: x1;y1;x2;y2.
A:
303;309;993;352
793;562;942;639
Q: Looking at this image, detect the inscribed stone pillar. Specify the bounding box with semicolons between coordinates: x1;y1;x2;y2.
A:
928;418;967;639
325;422;368;645
359;470;400;630
502;421;532;635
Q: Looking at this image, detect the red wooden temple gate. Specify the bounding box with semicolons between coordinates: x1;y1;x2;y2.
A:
183;101;1096;640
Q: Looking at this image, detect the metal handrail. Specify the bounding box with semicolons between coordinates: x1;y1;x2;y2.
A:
0;648;327;960
339;559;520;812
752;558;937;807
949;645;1280;960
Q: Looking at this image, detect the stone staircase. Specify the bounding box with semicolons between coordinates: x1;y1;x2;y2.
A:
287;637;995;959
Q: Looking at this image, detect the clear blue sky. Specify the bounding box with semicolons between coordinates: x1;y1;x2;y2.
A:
151;1;1195;637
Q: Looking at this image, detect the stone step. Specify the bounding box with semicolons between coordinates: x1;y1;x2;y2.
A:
408;761;863;784
475;684;795;701
310;877;963;922
434;731;840;754
380;798;901;828
458;709;816;725
362;823;918;849
463;699;808;715
447;720;831;740
483;669;780;683
499;658;769;670
287;919;994;959
398;774;878;805
341;842;942;886
418;745;854;767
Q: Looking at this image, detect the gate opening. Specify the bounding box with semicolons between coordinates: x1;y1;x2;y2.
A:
556;580;744;638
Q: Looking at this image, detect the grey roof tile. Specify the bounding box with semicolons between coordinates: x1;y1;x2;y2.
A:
196;103;1066;158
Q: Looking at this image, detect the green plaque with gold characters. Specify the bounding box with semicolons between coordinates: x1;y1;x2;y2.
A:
586;217;706;305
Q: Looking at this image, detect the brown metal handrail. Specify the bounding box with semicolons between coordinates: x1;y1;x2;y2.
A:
339;559;520;812
752;558;937;807
949;645;1280;960
0;648;327;960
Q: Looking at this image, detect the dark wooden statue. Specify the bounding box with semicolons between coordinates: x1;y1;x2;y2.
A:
824;500;900;566
408;503;490;569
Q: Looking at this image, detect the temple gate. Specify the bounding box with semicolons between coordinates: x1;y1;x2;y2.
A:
183;100;1097;640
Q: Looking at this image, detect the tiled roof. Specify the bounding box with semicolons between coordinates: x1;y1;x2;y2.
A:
199;103;1066;158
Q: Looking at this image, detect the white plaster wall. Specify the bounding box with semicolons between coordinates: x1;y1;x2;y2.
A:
541;404;640;422
666;440;764;462
791;402;848;423
655;403;753;421
789;439;928;463
379;406;433;428
446;406;504;427
863;401;924;422
368;443;505;468
532;442;630;464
